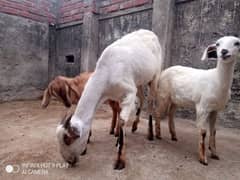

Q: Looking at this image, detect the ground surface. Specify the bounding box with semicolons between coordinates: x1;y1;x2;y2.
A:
0;100;239;180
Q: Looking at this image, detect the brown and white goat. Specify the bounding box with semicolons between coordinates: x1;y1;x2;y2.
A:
41;72;91;108
41;72;144;136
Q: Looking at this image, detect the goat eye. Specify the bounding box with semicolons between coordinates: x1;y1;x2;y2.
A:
216;43;220;47
234;42;240;46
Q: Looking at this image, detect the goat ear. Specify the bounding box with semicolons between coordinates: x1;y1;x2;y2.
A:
41;88;51;108
59;83;72;107
61;113;80;145
63;127;80;146
68;81;81;99
201;44;217;61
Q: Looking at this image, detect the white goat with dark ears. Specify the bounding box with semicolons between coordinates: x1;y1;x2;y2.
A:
56;29;163;170
154;36;240;165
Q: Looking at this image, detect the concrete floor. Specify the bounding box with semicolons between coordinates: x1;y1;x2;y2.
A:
0;100;239;180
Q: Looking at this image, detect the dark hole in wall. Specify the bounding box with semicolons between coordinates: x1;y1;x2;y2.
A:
65;55;75;63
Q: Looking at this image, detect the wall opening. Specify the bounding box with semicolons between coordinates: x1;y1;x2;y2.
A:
65;55;75;63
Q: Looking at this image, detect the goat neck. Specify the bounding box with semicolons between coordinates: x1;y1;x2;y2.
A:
71;72;107;127
216;58;236;91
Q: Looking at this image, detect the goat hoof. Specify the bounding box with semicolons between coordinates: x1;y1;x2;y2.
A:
110;131;114;135
199;159;208;166
156;135;162;140
131;126;137;133
80;148;87;156
67;156;78;167
114;159;125;170
131;123;138;133
211;154;220;160
171;137;178;141
147;135;154;141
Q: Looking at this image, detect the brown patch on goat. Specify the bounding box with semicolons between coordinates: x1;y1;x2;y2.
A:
108;100;119;135
131;108;141;133
61;113;80;146
114;122;125;170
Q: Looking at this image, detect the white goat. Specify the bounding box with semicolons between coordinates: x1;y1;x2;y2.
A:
56;29;163;170
155;36;240;165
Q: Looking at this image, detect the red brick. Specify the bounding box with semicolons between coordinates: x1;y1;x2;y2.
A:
18;11;35;19
1;7;20;16
63;0;82;7
61;11;72;17
45;12;56;19
72;13;83;21
23;0;34;7
99;7;107;14
70;8;82;15
60;3;83;14
39;3;50;12
62;1;83;10
60;17;70;23
28;7;45;17
48;16;56;23
40;0;51;7
111;0;125;4
133;0;150;6
120;0;133;10
2;0;28;12
0;0;55;23
106;4;119;12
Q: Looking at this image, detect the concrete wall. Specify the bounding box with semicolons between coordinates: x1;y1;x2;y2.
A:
54;25;83;77
98;7;152;55
0;0;58;102
0;13;49;101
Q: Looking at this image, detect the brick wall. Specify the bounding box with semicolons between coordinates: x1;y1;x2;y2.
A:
0;0;153;24
0;0;56;23
58;0;85;24
99;0;152;14
58;0;153;24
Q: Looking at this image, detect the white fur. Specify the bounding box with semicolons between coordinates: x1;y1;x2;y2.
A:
56;29;163;165
156;36;240;164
